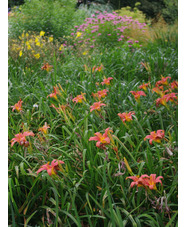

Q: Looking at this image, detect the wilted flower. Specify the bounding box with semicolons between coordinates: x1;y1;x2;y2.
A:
38;122;50;134
89;128;111;149
37;159;64;176
11;99;23;112
90;101;106;112
118;112;135;124
11;131;35;147
144;130;165;145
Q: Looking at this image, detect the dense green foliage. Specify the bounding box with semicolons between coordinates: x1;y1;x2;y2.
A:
8;2;178;226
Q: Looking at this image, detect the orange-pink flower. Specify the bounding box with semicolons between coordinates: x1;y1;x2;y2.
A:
97;89;109;99
41;63;53;72
130;91;146;101
11;99;23;112
37;159;65;176
118;112;135;124
38;122;50;134
90;101;106;112
11;131;35;147
144;130;165;145
47;86;60;99
156;93;177;106
89;128;110;149
139;82;150;91
156;76;171;86
126;175;149;188
101;77;113;85
72;92;86;103
170;81;178;90
126;174;163;190
147;174;163;190
92;64;104;72
152;86;164;96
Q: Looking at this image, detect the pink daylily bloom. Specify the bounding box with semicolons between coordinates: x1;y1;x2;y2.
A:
89;128;111;148
37;159;65;176
126;175;149;188
72;92;86;103
90;101;106;112
147;174;163;190
11;131;35;147
144;130;165;145
156;76;171;86
126;174;163;190
130;91;146;101
139;82;150;91
118;112;135;124
101;77;113;85
11;99;23;112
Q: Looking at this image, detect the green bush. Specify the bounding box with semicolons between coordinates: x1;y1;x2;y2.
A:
8;0;88;39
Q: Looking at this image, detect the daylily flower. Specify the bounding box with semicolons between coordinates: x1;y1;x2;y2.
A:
11;99;23;112
126;174;163;190
130;91;146;101
37;159;64;176
152;86;164;96
147;174;163;190
126;175;149;188
89;128;111;149
156;96;168;107
156;93;177;106
92;89;108;100
118;112;135;124
144;130;165;145
11;131;35;147
139;82;150;91
38;122;50;134
156;76;171;86
72;92;86;103
101;77;113;86
47;86;60;99
90;101;106;112
170;81;178;90
92;64;104;72
97;89;109;99
41;63;53;72
163;93;178;103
